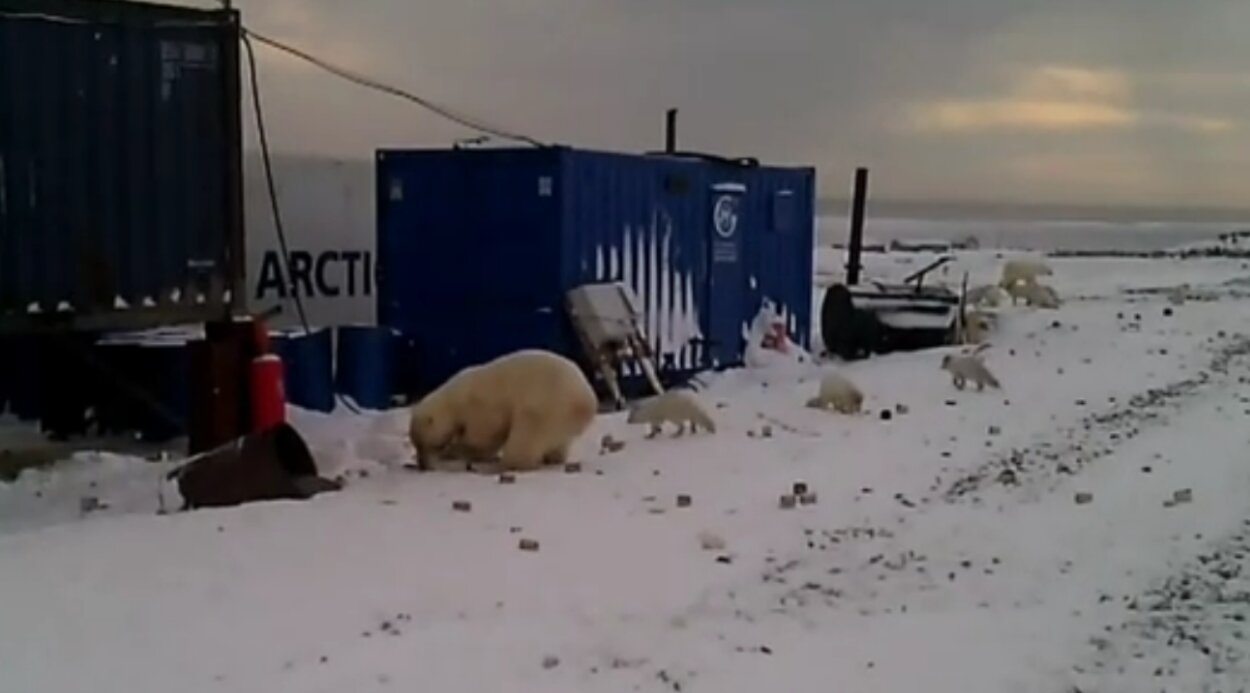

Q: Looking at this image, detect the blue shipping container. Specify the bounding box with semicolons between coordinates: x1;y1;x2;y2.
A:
376;146;815;394
0;0;244;332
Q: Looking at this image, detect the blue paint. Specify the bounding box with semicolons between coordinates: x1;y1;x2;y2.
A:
376;146;814;394
272;328;335;413
335;325;397;410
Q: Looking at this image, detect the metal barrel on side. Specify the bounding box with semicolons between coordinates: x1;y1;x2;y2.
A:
170;422;340;510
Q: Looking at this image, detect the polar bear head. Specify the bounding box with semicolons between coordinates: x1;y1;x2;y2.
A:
407;396;458;467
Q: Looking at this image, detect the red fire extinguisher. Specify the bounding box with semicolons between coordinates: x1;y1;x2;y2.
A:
248;313;287;432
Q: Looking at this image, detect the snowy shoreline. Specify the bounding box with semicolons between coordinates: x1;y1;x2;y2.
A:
3;251;1250;693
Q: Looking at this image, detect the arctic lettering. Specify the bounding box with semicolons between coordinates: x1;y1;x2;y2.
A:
255;249;375;300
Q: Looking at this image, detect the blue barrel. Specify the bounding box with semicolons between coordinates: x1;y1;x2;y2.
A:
335;326;398;410
272;328;335;413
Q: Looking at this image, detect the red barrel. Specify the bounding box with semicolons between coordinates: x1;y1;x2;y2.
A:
250;354;287;431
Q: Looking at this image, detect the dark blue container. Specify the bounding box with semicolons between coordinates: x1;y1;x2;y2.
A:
335;326;397;410
94;331;192;441
376;146;815;393
272;328;335;413
93;339;145;434
0;0;244;332
6;335;42;421
0;336;11;416
134;340;191;442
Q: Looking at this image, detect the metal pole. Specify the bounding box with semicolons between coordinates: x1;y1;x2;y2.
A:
846;167;869;285
665;108;678;153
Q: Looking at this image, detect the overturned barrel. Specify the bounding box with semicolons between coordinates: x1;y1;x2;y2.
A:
170;422;340;510
271;328;335;413
335;325;398;410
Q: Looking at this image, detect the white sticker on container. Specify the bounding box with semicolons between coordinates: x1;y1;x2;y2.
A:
390;178;404;201
538;176;553;197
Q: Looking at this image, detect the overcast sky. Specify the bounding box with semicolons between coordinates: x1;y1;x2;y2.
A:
230;0;1250;209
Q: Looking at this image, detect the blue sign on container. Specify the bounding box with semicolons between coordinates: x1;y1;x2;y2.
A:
335;326;397;410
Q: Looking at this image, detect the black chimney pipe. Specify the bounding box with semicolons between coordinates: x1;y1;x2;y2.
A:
665;108;678;153
846;167;869;286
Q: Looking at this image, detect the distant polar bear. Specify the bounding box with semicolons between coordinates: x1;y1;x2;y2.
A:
408;349;599;472
998;258;1053;294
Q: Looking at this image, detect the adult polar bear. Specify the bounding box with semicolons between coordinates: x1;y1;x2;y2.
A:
408;349;599;472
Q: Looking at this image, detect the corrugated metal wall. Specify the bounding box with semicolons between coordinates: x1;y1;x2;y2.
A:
562;151;710;374
376;146;815;394
0;0;242;332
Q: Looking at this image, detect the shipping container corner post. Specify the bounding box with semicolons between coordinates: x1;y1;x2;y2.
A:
0;0;245;333
374;146;817;394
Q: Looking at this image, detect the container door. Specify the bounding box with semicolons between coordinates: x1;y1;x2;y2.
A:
705;183;746;367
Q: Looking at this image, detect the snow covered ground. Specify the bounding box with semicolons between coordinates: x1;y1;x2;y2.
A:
3;251;1250;693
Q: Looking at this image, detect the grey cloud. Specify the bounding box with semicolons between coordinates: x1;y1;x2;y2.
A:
231;0;1250;209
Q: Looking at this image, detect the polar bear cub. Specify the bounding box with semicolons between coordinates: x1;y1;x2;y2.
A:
940;347;1002;392
627;389;716;438
805;371;864;414
408;349;599;472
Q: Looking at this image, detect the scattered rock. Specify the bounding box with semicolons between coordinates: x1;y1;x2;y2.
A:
452;500;472;513
518;538;541;552
793;481;809;496
499;473;517;484
1075;492;1094;505
879;409;893;422
761;425;774;438
779;494;798;510
676;494;693;508
563;463;582;474
1163;307;1174;317
715;555;733;565
600;435;626;454
945;400;958;407
895;403;910;415
79;496;105;514
988;425;1001;436
542;655;560;670
799;492;819;506
1141;466;1152;474
1173;488;1194;504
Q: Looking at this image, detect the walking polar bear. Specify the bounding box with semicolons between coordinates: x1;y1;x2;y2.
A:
408;349;599;472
